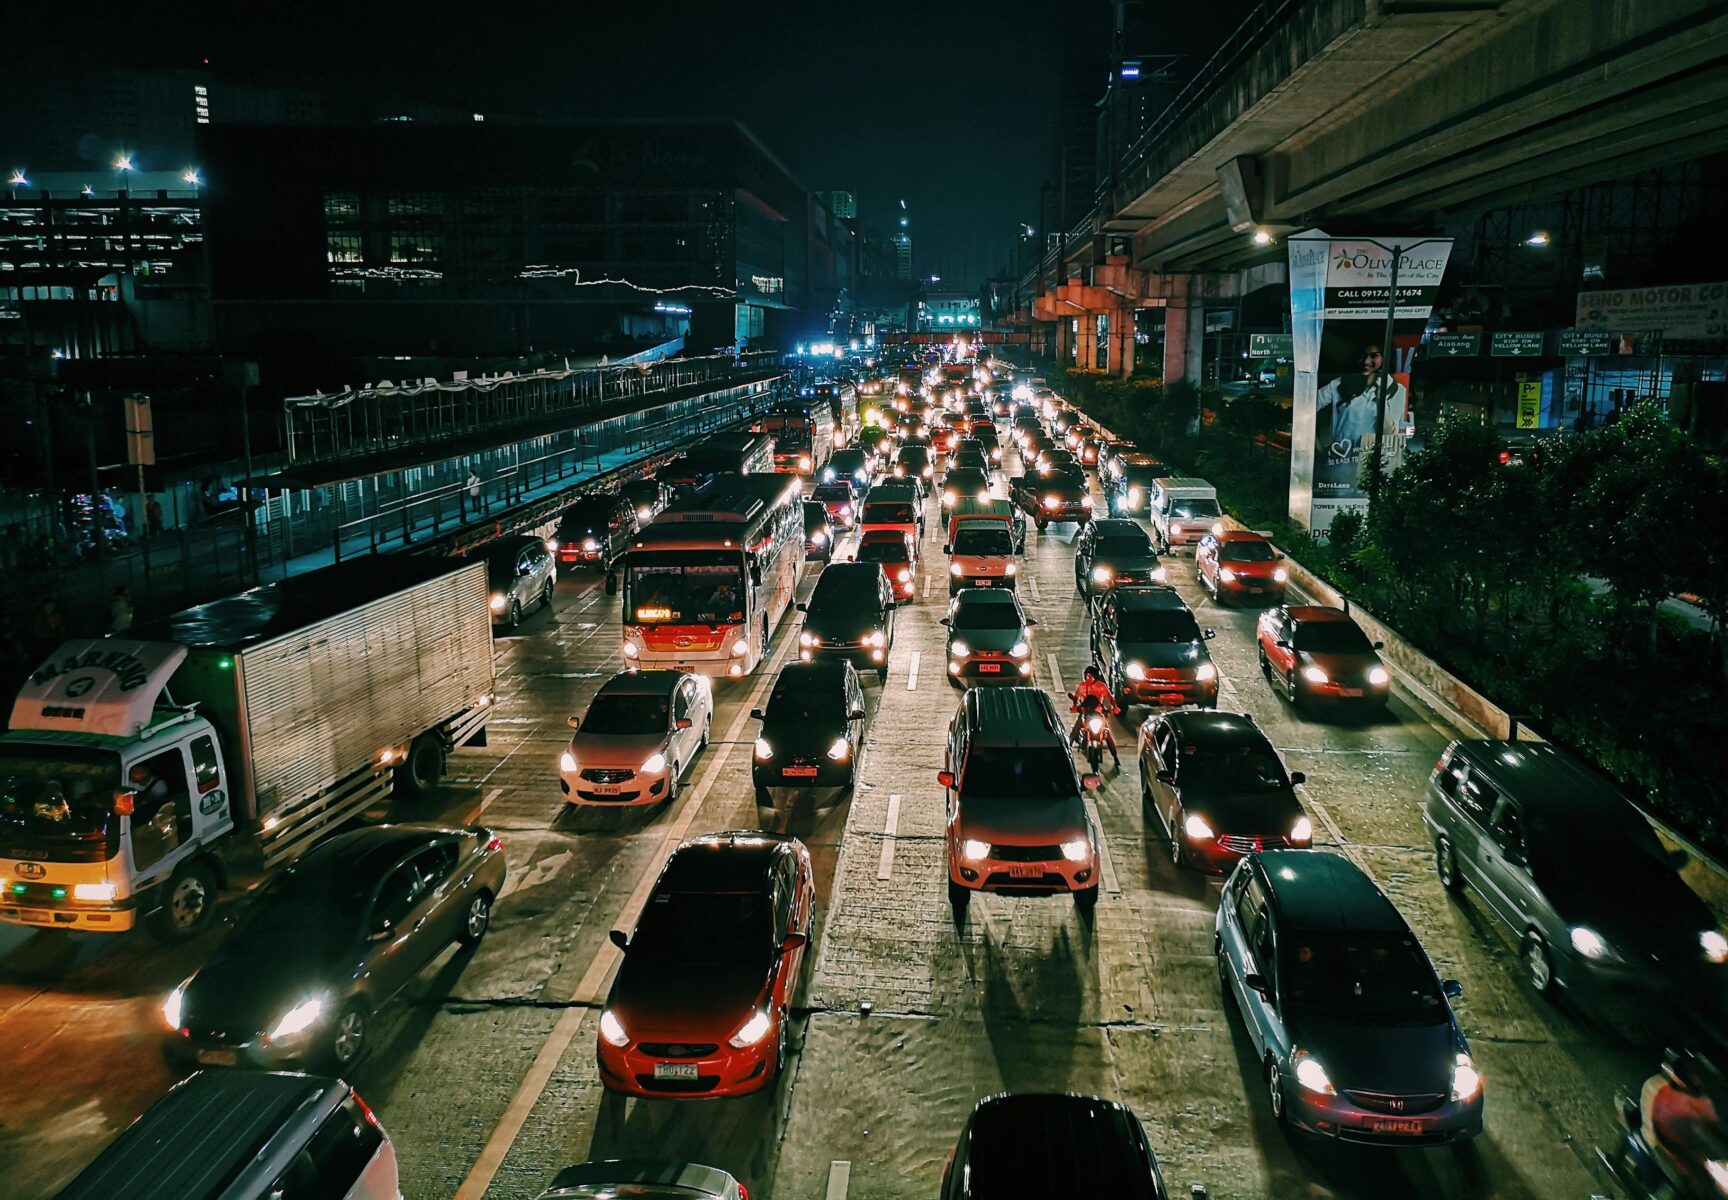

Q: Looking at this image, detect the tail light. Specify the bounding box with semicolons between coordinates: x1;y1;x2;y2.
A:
350;1089;385;1131
485;835;503;854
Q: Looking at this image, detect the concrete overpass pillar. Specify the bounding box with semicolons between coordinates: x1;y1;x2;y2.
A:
1077;314;1098;370
1112;309;1136;378
1056;316;1073;366
1163;302;1204;385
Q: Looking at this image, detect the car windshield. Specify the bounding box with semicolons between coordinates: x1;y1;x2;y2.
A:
1118;610;1200;642
803;506;828;533
1096;534;1152;559
1294;622;1373;654
767;684;844;723
813;485;852;502
858;541;909;565
1220;541;1277;563
235;865;370;946
952;526;1013;555
630;890;771;963
1280;930;1447;1025
952;604;1024;631
959;746;1077;799
582;694;670;735
1180;742;1287;790
809;584;881;619
1170;498;1221;519
626;553;746;625
863;502;914;525
558;506;607;534
0;745;120;858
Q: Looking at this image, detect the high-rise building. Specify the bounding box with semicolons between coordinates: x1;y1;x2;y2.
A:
894;198;913;281
816;190;857;220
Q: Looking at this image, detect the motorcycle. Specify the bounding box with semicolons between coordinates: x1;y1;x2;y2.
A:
1597;1050;1728;1200
1069;693;1112;774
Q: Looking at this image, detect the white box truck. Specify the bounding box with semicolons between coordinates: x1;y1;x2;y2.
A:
0;557;496;941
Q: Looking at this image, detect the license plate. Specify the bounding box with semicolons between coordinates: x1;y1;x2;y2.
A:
1008;864;1040;878
977;662;1001;673
589;783;624;795
1244;586;1263;594
197;1048;238;1066
654;1062;699;1080
1339;687;1364;697
1370;1119;1422;1135
783;766;819;779
17;908;51;924
975;579;992;587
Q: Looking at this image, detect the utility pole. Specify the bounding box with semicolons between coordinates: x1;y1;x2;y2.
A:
1355;236;1451;513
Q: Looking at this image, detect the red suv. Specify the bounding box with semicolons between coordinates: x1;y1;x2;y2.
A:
1257;606;1390;711
1196;530;1288;605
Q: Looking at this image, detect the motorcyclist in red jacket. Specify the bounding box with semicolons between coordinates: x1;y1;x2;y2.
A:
1069;665;1121;768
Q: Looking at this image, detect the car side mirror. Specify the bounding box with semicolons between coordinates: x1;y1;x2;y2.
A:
675;717;693;730
781;931;808;954
1276;552;1285;561
1442;978;1463;999
850;709;866;722
1203;628;1216;640
936;770;955;789
608;929;630;953
1275;638;1291;649
795;602;807;612
1373;640;1385;650
1081;773;1103;791
369;919;394;943
1156;769;1175;784
566;716;580;730
1025;617;1038;626
749;707;765;721
1289;771;1306;785
1244;972;1271;999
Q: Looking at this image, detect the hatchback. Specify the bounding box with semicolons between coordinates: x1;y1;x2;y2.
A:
1090;587;1218;711
1197;529;1288;604
941;589;1036;686
560;670;714;806
1257;606;1389;711
797;561;896;680
751;660;868;802
857;529;918;604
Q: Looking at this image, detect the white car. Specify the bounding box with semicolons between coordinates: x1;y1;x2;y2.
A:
560;670;713;806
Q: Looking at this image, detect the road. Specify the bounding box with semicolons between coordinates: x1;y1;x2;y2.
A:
0;440;1663;1199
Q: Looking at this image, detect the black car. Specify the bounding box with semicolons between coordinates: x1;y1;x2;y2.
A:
942;467;992;510
620;477;672;524
797;561;897;681
940;1093;1169;1199
164;825;506;1073
802;500;835;563
1091;586;1219;711
1074;518;1166;596
894;443;935;484
750;660;868;802
1139;710;1311;873
554;494;637;571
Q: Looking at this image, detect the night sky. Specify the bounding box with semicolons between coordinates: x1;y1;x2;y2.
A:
11;0;1253;289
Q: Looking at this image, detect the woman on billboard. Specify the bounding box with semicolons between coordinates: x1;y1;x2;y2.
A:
1313;338;1406;497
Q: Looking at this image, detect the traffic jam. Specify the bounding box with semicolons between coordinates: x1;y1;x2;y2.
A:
4;351;1726;1200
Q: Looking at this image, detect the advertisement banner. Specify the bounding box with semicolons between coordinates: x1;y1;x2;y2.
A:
1574;282;1728;340
1288;233;1453;537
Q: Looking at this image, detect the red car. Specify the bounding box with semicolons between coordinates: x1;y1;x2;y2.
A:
1196;530;1288;605
857;529;918;603
810;482;857;531
597;832;814;1098
1256;605;1390;711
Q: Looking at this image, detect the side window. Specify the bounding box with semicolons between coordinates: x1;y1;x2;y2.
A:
416;842;460;889
372;861;421;928
1434;750;1460;797
1233;875;1264;952
128;748;192;872
1491;802;1526;860
1153;724;1175;767
190;735;221;795
276;1095;384;1199
770;857;795;940
1459;769;1498;829
672;683;691;723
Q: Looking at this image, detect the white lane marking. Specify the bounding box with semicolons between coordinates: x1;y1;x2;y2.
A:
877;794;901;880
923;571;933;599
906;650;922;691
454;629;797;1200
826;1160;852;1200
1027;574;1042;602
462;786;506;825
1085;797;1122;895
499;848;570;900
1045;653;1065;697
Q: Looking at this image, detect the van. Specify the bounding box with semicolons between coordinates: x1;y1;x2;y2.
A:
1147;477;1221;551
938;687;1102;912
945;498;1025;594
554;492;638;571
55;1070;398;1200
861;482;923;544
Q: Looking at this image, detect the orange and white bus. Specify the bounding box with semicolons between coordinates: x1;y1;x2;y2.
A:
760;401;835;475
620;474;803;678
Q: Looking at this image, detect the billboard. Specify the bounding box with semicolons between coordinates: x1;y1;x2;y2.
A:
1288;232;1453;537
1575;282;1728;340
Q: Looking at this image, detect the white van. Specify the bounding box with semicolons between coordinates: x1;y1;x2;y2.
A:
1148;477;1222;551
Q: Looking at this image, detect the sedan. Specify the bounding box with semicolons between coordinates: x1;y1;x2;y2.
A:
598;833;814;1098
1140;710;1311;872
941;588;1036;685
164;824;505;1073
810;481;858;531
803;500;835;563
1197;529;1288;605
941;467;992;511
751;659;868;803
560;670;714;806
536;1161;746;1200
1258;606;1390;712
621;477;672;525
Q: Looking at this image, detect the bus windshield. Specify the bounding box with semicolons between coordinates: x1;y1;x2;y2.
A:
0;743;121;862
627;552;747;625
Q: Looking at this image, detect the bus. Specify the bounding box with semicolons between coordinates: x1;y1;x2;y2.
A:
811;380;859;447
621;474;803;678
660;431;776;492
761;400;836;475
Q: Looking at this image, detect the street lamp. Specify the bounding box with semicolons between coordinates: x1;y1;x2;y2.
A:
7;169;26;187
1252;230;1274;246
114;153;133;173
1523;231;1550;247
182;168;202;187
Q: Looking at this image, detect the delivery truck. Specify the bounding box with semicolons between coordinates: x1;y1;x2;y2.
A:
0;556;496;942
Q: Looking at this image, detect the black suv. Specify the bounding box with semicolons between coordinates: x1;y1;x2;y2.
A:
750;660;868;804
554;493;638;571
941;1093;1168;1199
1090;586;1218;711
797;562;897;682
1074;518;1165;597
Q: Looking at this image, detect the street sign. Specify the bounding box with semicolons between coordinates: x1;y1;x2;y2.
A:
1557;329;1614;356
1248;333;1292;357
1426;332;1480;358
1516;379;1541;429
1491;331;1545;357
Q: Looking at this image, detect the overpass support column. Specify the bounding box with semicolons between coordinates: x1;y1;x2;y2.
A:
1112;309;1136;378
1163;300;1204;386
1077;314;1098;370
1055;315;1073;366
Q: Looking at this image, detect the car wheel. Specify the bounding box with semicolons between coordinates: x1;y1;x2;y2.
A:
1522;931;1556;996
147;860;219;942
508;598;522;630
698;714;711;752
457;892;492;946
1258;646;1271;678
1169;813;1187;867
1266;1057;1287;1124
541;579;555;613
329;1004;369;1072
947;879;970;911
1435;836;1463;895
663;764;679;807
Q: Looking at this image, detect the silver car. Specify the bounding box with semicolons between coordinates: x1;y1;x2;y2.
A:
561;670;714;806
941;588;1035;686
537;1160;745;1200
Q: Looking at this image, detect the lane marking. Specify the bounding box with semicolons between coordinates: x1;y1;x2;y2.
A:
906;650;921;691
462;786;506;825
826;1160;852;1200
454;628;797;1200
877;794;901;880
1026;574;1042;602
1085;797;1122;894
922;571;933;599
1045;653;1065;697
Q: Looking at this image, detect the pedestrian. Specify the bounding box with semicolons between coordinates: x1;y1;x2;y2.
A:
109;585;134;634
146;497;164;538
466;468;483;516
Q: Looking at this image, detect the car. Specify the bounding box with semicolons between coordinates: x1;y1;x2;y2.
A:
553;494;636;571
860;482;923;543
894;443;935;483
1257;606;1390;712
536;1161;747;1200
1197;529;1288;604
163;824;506;1073
941;589;1035;686
1216;849;1484;1144
939;1093;1170;1199
560;670;714;806
620;477;673;525
1103;457;1172;519
750;660;868;802
802;500;835;563
810;481;858;531
1073;518;1167;596
1424;740;1728;1021
1012;465;1092;530
1091;586;1219;710
972;423;1004;461
941;467;992;511
940;688;1103;913
1035;447;1077;474
826;446;874;487
856;425;893;461
858;528;918;603
476;533;556;629
1139;710;1311;872
797;560;897;680
597;832;814;1098
1076;436;1104;467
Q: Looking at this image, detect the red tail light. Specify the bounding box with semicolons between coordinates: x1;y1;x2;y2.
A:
485;835;503;853
1498;450;1511;464
351;1089;385;1131
737;1186;748;1200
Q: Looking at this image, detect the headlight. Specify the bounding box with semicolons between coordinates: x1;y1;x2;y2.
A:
1061;838;1090;863
73;881;116;902
1293;1050;1335;1095
1127;487;1141;505
754;737;773;760
799;632;816;647
1569;925;1618;961
1211;522;1224;536
810;530;827;546
1003;561;1017;576
1290;816;1314;844
826;737;851;761
1451;1053;1483;1102
621;640;639;658
637;506;653;520
559;750;578;773
1170;523;1183;536
582;538;599;552
897;569;911;583
268;995;325;1042
1301;665;1329;684
865;630;886;647
1218;567;1237;583
798;455;812;470
949;640;970;658
1150;565;1168;582
1273;567;1288;583
162;983;186;1030
729;1009;774;1049
1184;813;1215;840
731;637;750;656
960;838;990;862
1009;641;1029;658
599;1009;630;1047
1091;566;1113;584
922;465;933;478
840;504;852;516
950;561;964;576
1368;666;1390;686
1195;662;1217;682
1703;930;1728;964
1125;662;1146;681
1086;715;1104;734
943;490;957;506
547;539;559;552
640;752;667;774
489;594;508;612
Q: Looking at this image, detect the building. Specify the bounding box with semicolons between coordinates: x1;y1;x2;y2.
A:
816;189;856;220
915;292;981;331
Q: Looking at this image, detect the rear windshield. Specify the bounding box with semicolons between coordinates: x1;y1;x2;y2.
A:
1219;541;1276;563
858;541;909;564
863;503;914;524
1293;621;1373;654
959;746;1076;800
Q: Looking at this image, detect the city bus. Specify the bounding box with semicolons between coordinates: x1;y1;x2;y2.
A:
761;400;836;475
621;474;803;678
811;380;858;447
659;431;775;492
